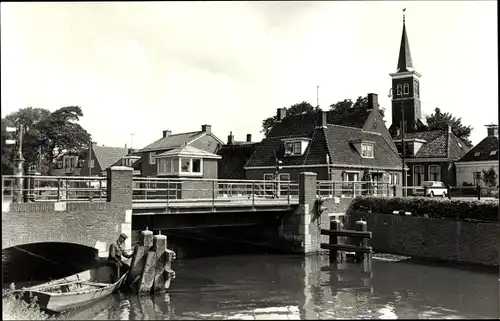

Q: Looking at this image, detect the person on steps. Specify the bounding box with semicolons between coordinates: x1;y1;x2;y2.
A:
108;233;132;282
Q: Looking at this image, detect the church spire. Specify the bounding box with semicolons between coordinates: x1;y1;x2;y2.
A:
397;8;414;73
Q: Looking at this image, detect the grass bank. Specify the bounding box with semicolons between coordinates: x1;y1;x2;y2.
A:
2;287;63;320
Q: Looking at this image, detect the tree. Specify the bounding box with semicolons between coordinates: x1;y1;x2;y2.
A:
260;95;386;136
261;101;318;137
482;167;498;187
2;106;91;175
425;107;473;147
330;96;386;119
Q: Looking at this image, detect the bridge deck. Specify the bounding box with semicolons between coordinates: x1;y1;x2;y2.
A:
132;197;299;214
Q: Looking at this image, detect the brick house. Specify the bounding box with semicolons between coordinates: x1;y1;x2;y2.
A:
139;125;224;178
455;125;499;187
392;127;469;187
244;93;404;189
388;17;468;187
217;132;258;179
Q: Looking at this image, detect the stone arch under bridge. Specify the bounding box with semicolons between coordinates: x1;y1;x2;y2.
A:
2;233;105;252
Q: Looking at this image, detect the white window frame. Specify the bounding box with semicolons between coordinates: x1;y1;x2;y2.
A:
284;142;293;155
428;165;441;182
396;84;403;96
360;143;374;158
149;152;156;165
413;165;424;186
474;152;480;157
403;83;410;95
490;150;498;156
179;157;203;176
89;159;95;168
472;172;482;186
343;171;359;182
414;80;419;98
263;173;274;180
293;142;301;155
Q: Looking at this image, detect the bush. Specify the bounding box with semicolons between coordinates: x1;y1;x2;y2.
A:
349;196;499;222
2;287;63;320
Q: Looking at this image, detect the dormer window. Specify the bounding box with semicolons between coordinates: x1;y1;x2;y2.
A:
285;141;301;155
361;143;374;158
490;150;498;156
283;138;310;156
474;152;480;157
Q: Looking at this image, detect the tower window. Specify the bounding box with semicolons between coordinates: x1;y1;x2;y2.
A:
396;84;403;96
403;83;409;95
414;80;419;98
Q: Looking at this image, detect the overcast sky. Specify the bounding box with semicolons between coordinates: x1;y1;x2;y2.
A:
1;1;497;149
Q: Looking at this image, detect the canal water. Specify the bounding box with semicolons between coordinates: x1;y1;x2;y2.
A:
58;254;499;320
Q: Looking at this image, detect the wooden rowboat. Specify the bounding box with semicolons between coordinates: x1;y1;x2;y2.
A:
13;265;128;313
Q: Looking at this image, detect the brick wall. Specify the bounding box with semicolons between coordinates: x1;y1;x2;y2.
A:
347;210;499;267
2;167;134;254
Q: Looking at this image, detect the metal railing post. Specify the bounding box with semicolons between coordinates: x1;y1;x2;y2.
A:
252;182;255;206
65;178;69;201
212;181;216;210
287;181;291;204
166;180;170;211
57;178;61;201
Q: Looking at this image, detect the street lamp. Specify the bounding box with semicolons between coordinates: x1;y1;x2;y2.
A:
388;88;409;196
4;125;25;203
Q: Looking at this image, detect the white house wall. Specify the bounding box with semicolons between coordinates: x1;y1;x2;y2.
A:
455;161;499;186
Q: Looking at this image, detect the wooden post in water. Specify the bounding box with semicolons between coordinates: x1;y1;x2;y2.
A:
152;232;169;292
329;219;345;263
355;220;371;270
126;228;153;288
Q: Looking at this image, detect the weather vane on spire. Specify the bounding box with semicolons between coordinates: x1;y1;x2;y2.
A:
403;8;406;23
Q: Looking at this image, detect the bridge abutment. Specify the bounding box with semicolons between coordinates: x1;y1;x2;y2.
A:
2;166;134;256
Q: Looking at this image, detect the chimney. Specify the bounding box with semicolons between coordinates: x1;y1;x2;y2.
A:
227;131;234;145
317;110;328;128
448;124;452;134
246;134;252;142
367;93;379;110
162;130;172;138
277;108;287;121
486;124;498;137
201;124;212;134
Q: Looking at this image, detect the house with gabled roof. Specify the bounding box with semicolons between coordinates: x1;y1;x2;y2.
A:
139;124;224;178
455;125;499;187
244;93;405;189
79;143;131;176
387;16;469;187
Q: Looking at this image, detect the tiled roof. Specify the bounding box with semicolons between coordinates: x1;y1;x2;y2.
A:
217;143;258;179
245;126;402;170
393;130;469;159
93;145;129;170
324;125;402;169
140;131;205;152
267;108;371;137
457;136;499;162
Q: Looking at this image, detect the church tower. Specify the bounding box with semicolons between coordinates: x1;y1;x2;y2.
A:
389;13;424;136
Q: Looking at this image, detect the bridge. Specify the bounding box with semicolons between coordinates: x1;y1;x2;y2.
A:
1;167;396;255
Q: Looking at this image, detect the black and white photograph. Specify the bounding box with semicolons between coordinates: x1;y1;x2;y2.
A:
1;1;498;320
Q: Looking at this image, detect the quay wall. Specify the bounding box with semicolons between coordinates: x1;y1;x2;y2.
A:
347;209;499;267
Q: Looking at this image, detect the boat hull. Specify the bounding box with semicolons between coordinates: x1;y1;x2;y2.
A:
14;265;128;313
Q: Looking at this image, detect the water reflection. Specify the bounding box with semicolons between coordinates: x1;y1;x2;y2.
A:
64;254;498;320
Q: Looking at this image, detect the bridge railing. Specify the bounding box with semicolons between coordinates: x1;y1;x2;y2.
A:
316;180;393;198
132;177;300;205
1;175;107;203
